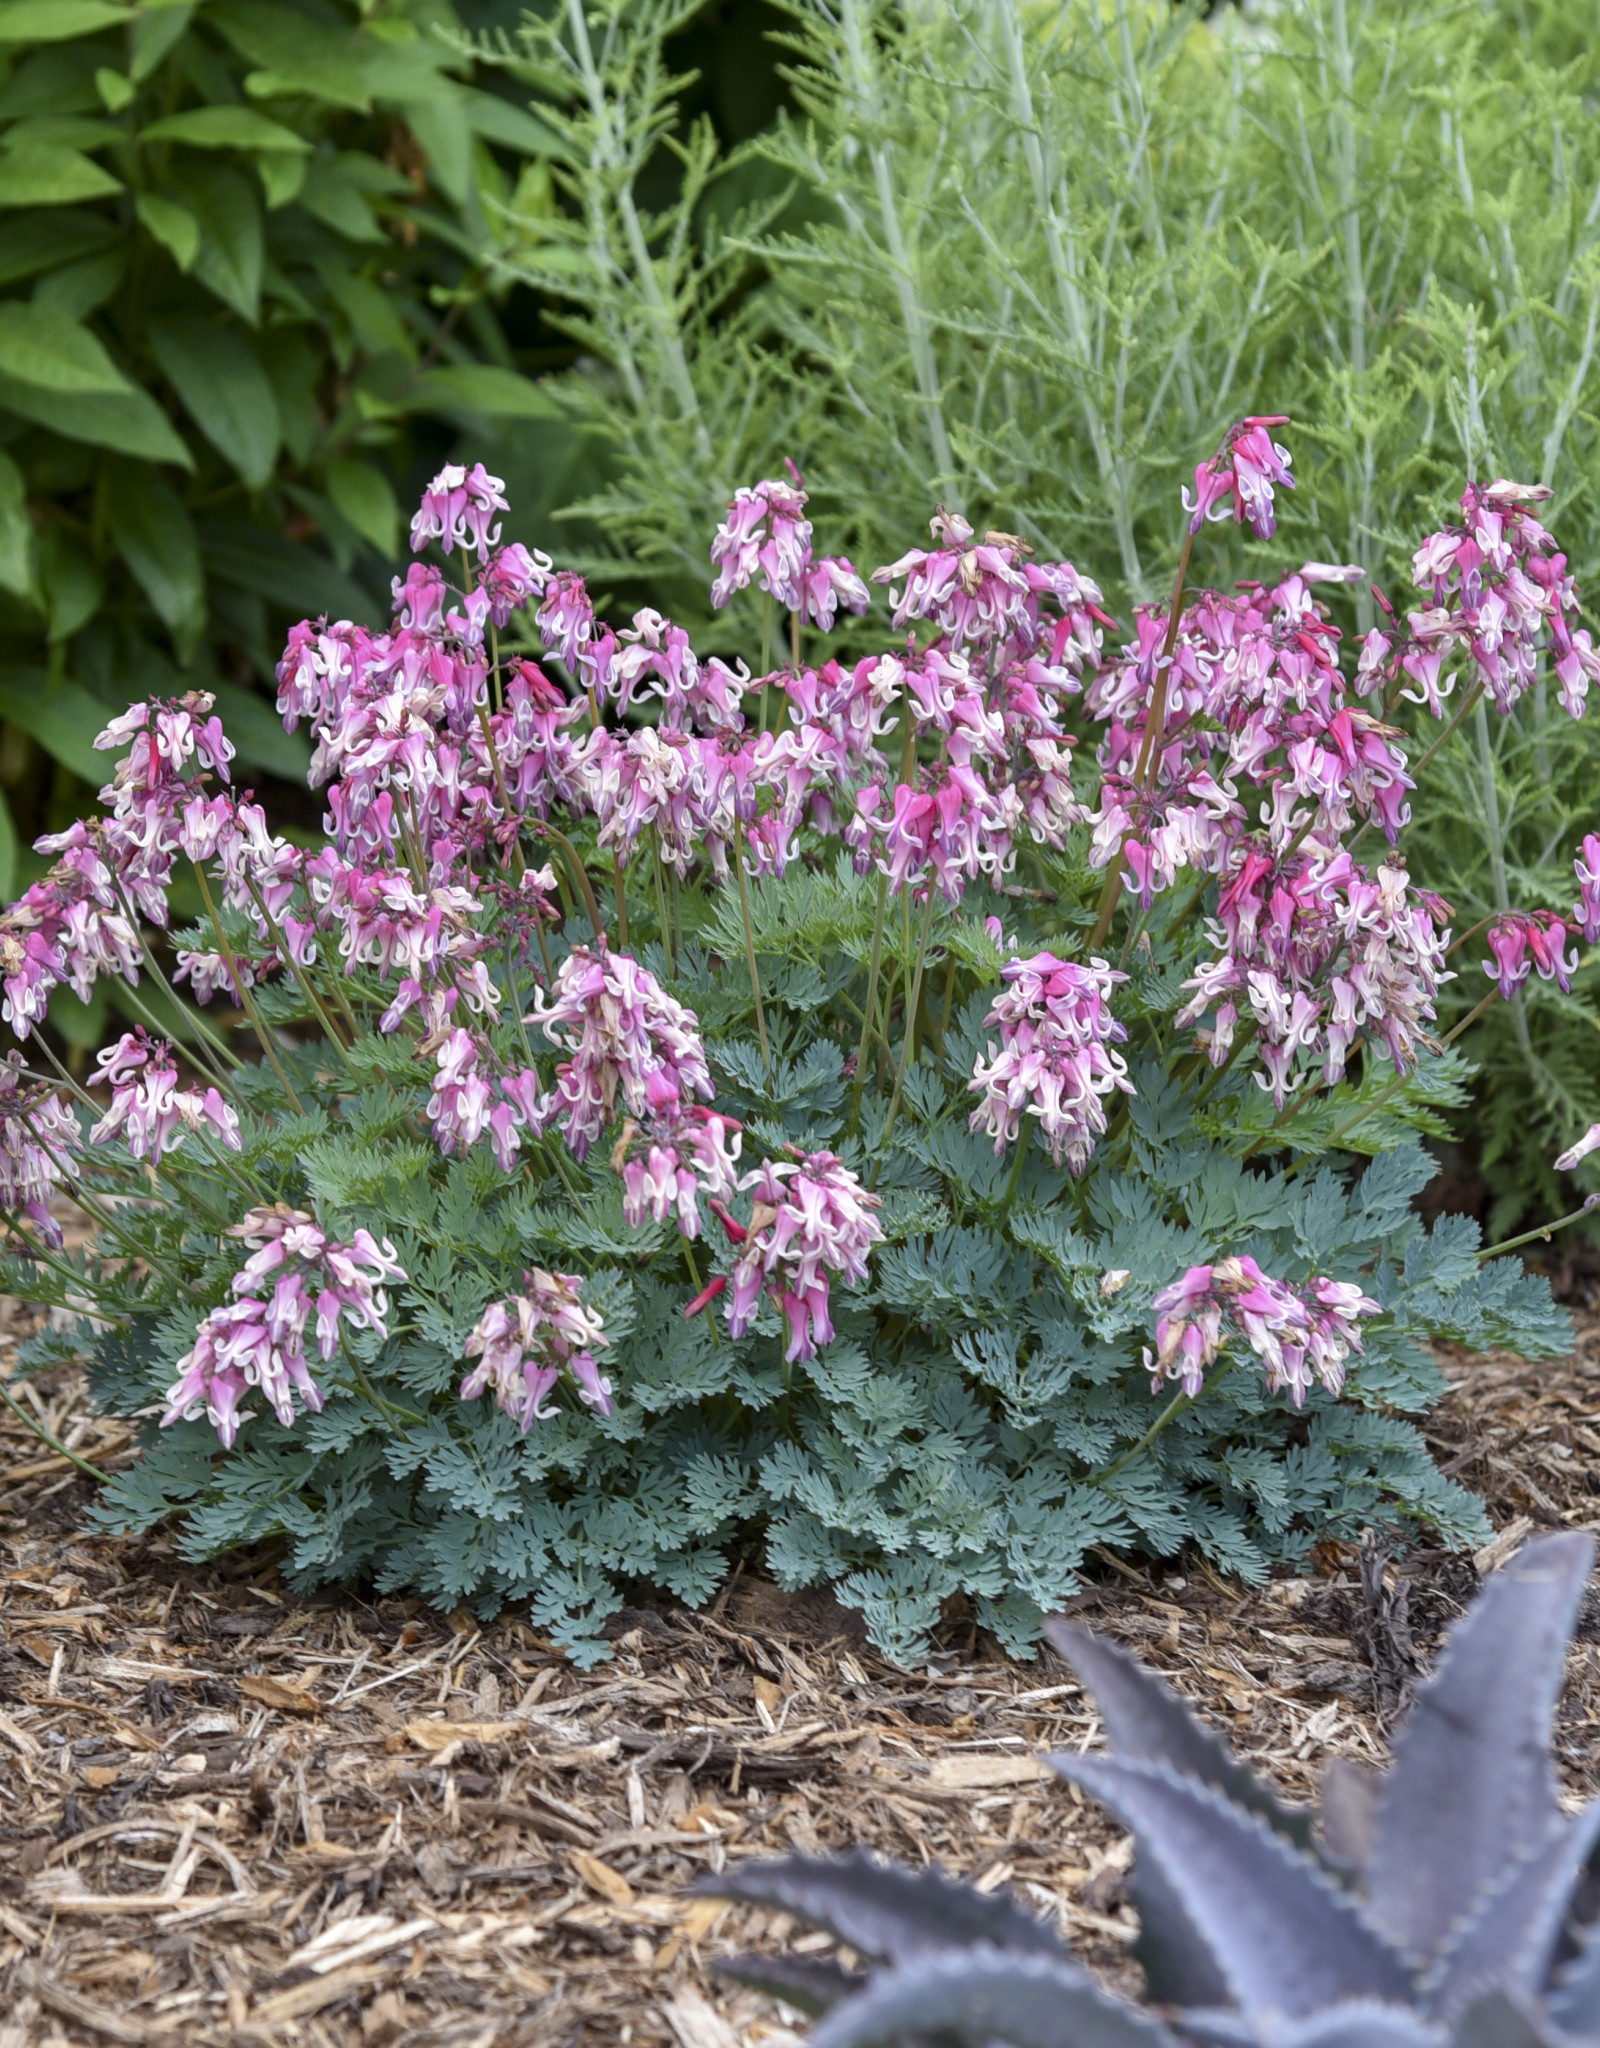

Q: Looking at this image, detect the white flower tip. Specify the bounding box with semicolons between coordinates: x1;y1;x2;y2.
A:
1099;1268;1132;1299
1554;1121;1600;1172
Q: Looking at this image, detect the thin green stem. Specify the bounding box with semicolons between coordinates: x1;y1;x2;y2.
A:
850;872;889;1132
243;877;352;1063
1090;1358;1232;1490
1479;1199;1599;1262
614;854;629;951
191;864;305;1113
735;850;770;1070
541;824;607;944
1000;1119;1032;1213
0;1377;109;1483
875;886;938;1170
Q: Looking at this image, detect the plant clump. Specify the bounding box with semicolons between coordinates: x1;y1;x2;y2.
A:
0;426;1588;1661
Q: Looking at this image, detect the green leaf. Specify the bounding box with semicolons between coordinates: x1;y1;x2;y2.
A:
0;788;18;903
297;158;385;243
32;247;126;321
320;268;413;360
0;143;120;207
0;300;129;393
255;149;305;210
200;521;378;623
177;166;264;323
148;313;279;488
130;3;191;83
136;191;200;271
0;672;107;779
461;88;563;158
0;449;36;600
209;682;310;779
0;1;129;41
208;0;372;112
325;456;399;555
94;66;134;113
139;107;311;153
36;525;101;641
104;459;204;653
408;363;559;419
0;208;118;288
0;374;192;466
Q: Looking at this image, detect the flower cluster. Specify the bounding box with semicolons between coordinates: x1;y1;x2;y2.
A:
1177;850;1452;1101
969;953;1134;1174
0;1053;80;1249
1183;416;1295;538
1362;480;1600;720
461;1268;611;1429
719;1152;884;1363
162;1207;404;1449
1146;1255;1380;1405
7;435;1595;1490
531;945;713;1158
89;1031;240;1165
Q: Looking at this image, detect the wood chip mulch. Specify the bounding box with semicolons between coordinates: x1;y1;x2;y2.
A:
2;1301;1600;2048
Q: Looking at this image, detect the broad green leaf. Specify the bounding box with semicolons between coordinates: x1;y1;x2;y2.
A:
0;302;129;393
297;159;385;243
461;89;563;158
208;0;372;112
32;247;126;321
201;521;378;622
0;1;128;41
0;143;121;207
320;268;413;360
130;3;191;83
140;107;310;153
0;208;118;288
399;89;472;205
36;528;101;641
178;165;264;322
0;671;109;780
255;150;305;210
136;191;200;270
0;449;35;600
94;66;134;113
326;457;399;555
5;115;124;148
210;682;310;779
148;313;279;488
408;362;559;419
104;459;204;652
0;788;17;903
0;375;192;466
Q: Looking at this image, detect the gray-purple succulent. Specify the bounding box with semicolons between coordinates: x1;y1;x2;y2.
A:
702;1533;1600;2048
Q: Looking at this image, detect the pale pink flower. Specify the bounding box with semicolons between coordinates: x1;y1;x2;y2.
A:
968;953;1133;1174
1555;1123;1600;1173
89;1031;240;1164
619;1107;743;1239
0;1052;80;1249
162;1206;403;1449
1573;833;1600;945
710;474;813;610
461;1269;611;1429
1145;1254;1378;1406
723;1151;884;1362
531;946;713;1159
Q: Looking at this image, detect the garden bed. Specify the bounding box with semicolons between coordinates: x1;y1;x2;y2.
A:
2;1311;1600;2048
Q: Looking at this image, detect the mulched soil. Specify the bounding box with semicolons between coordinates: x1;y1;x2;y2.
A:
3;1302;1600;2048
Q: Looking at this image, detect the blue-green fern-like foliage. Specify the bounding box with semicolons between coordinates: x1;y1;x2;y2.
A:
17;842;1560;1665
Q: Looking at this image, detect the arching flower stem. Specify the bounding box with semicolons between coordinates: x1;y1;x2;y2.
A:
735;849;770;1071
875;885;938;1172
191;863;305;1114
849;872;889;1133
0;1376;109;1482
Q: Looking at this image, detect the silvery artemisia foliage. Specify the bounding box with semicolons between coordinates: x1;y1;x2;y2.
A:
0;435;1579;1663
706;1535;1600;2048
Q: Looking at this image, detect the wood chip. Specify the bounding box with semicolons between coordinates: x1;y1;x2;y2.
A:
927;1752;1052;1789
238;1674;321;1715
571;1851;635;1906
406;1716;523;1751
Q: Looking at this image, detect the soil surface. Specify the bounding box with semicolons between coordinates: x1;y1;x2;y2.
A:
2;1306;1599;2047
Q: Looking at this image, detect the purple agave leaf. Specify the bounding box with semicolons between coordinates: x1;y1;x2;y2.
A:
1367;1534;1595;1966
808;1948;1177;2048
695;1851;1065;1964
713;1951;863;2017
1545;1914;1600;2038
1046;1621;1318;1854
1258;2001;1444;2048
1051;1756;1414;2017
1448;1989;1568;2048
1420;1801;1600;2020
